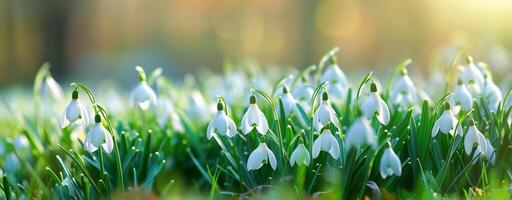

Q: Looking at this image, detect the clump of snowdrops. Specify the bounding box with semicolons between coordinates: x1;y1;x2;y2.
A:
0;48;511;199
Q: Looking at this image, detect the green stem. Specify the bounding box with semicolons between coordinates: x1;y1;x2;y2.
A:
98;146;105;177
97;105;125;191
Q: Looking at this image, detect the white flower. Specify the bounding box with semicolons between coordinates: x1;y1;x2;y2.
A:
432;103;462;137
290;143;311;166
129;81;158;110
241;95;269;135
390;69;417;109
247;143;277;170
157;99;184;132
277;86;300;118
450;80;473;113
313;92;340;131
42;75;64;101
460;58;484;95
346;117;377;149
463;122;487;156
61;90;90;128
206;102;237;139
312;129;340;159
292;81;315;113
482;139;496;165
320;62;349;100
379;147;402;178
84;115;114;153
482;75;502;112
361;83;390;125
187;90;213;122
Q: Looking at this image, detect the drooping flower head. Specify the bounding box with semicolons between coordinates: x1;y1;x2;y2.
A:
312;128;340;159
320;56;349;100
361;82;390;125
290;141;311;166
292;77;315;113
482;73;503;113
313;92;340;131
42;74;64;102
432;102;462;137
241;95;269;135
460;57;484;95
450;79;473;113
84;114;113;153
61;90;90;128
247;143;277;170
129;66;158;110
206;101;237;139
390;68;417;109
346;115;377;149
156;98;184;132
379;145;402;179
277;85;299;118
463;119;487;156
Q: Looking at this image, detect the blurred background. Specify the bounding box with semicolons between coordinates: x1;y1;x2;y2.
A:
1;0;511;88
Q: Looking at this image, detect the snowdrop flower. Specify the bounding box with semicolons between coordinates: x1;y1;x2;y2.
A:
312;128;340;159
482;139;496;165
432;102;462;137
129;80;158;110
460;57;484;95
156;99;184;132
277;86;300;118
482;74;503;112
187;90;213;122
61;90;90;128
290;142;311;166
379;146;402;178
84;114;113;153
206;102;237;139
247;143;277;170
320;58;349;100
390;69;417;109
346;116;377;149
42;74;64;102
450;80;473;113
313;92;340;131
361;83;390;125
463;120;487;156
241;95;269;135
292;80;315;112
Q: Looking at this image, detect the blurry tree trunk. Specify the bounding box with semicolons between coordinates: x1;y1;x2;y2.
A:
39;0;71;79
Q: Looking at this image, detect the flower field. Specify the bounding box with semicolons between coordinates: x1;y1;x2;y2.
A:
1;47;511;199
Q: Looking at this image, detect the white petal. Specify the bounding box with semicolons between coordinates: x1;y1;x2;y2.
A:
361;96;378;120
206;119;214;140
102;130;114;153
213;113;229;136
257;109;269;135
226;117;237;137
289;147;299;166
240;110;252;134
432;120;440;137
327;133;340;159
61;111;70;128
379;150;390;178
84;131;98;153
265;145;277;170
377;98;390;125
247;145;265;170
312;136;322;159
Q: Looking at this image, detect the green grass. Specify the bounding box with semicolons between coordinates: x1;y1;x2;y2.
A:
0;48;511;199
